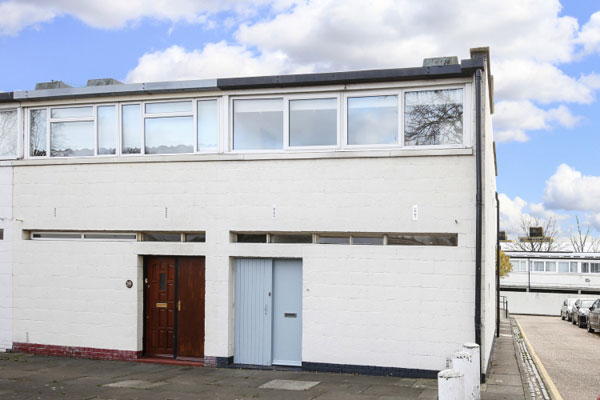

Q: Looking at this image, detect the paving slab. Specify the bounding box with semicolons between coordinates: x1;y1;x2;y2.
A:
259;378;320;390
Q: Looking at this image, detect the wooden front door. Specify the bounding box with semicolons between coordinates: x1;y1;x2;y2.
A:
177;257;205;358
145;256;176;357
144;256;205;359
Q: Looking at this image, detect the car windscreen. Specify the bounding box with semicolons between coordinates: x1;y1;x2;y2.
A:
582;300;595;308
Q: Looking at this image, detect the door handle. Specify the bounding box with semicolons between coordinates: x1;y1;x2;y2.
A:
177;300;181;312
264;304;268;316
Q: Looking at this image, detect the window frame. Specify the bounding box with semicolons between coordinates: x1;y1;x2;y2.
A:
229;93;342;153
342;88;401;150
142;99;195;155
28;104;119;158
285;92;342;151
0;106;22;160
402;84;472;149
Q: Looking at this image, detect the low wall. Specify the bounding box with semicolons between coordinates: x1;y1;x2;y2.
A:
501;291;600;316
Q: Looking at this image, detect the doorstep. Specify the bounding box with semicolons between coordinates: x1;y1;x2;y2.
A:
137;357;205;367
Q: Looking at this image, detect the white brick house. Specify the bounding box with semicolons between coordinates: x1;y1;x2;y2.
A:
0;47;497;379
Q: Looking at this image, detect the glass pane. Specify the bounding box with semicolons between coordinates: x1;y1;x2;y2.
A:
197;100;218;151
0;110;17;158
318;236;350;245
347;95;398;145
520;261;528;271
98;105;116;155
270;234;313;244
546;262;556;272
236;233;267;243
83;233;137;240
404;89;463;146
185;233;206;242
387;234;457;246
159;273;166;290
533;261;544;272
233;99;283;150
122;104;141;154
50;121;94;157
32;232;82;239
143;232;181;242
592;263;600;273
352;236;384;245
145;101;192;114
51;106;93;119
289;98;337;146
570;262;578;272
511;260;520;271
558;262;569;273
30;109;47;156
582;263;589;273
145;116;194;154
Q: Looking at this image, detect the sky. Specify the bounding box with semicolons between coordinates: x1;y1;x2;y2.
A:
0;0;599;248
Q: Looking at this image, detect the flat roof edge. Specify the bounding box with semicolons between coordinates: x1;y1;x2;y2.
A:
12;79;219;101
217;61;482;90
7;58;484;102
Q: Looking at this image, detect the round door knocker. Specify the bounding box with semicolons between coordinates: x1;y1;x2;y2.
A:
125;280;133;288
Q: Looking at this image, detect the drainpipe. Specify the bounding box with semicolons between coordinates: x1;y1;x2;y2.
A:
474;68;483;359
496;192;500;338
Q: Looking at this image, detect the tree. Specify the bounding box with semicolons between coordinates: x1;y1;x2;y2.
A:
498;249;512;277
569;215;600;252
513;215;560;252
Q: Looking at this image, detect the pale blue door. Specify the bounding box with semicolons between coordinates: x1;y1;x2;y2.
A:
272;259;302;366
234;258;273;366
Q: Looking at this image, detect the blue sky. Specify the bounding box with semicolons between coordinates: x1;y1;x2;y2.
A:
1;0;599;247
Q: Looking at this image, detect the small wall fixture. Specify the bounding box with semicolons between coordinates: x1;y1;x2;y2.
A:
125;280;133;288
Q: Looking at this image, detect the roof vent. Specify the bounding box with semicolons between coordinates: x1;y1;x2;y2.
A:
35;81;72;90
86;78;122;87
423;57;459;67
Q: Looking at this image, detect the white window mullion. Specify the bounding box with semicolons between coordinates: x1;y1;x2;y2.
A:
193;99;198;153
140;102;146;155
93;105;98;156
398;89;404;147
46;108;50;158
283;96;290;150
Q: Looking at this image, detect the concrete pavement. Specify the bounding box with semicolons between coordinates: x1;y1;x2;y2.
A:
0;314;543;400
515;314;600;400
0;352;440;400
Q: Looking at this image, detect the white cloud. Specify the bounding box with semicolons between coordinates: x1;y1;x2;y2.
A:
0;1;56;35
237;0;580;69
493;101;580;142
493;59;596;104
578;10;600;54
544;164;600;212
498;193;528;237
0;0;283;34
125;43;314;83
592;214;600;232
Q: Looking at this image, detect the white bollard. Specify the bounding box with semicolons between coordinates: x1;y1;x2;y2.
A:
462;342;481;399
438;369;465;400
452;351;475;400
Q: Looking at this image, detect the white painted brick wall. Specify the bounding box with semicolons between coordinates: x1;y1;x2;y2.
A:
11;153;485;371
0;166;14;351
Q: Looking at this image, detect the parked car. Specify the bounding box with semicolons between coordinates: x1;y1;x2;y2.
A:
560;298;578;321
587;299;600;333
572;299;596;328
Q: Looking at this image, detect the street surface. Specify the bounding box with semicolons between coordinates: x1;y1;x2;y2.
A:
515;314;600;400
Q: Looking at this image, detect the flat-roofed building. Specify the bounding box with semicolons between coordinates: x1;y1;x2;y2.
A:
0;47;497;379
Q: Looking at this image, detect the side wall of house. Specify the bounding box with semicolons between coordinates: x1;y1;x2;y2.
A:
480;60;498;376
12;153;477;372
0;164;14;351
